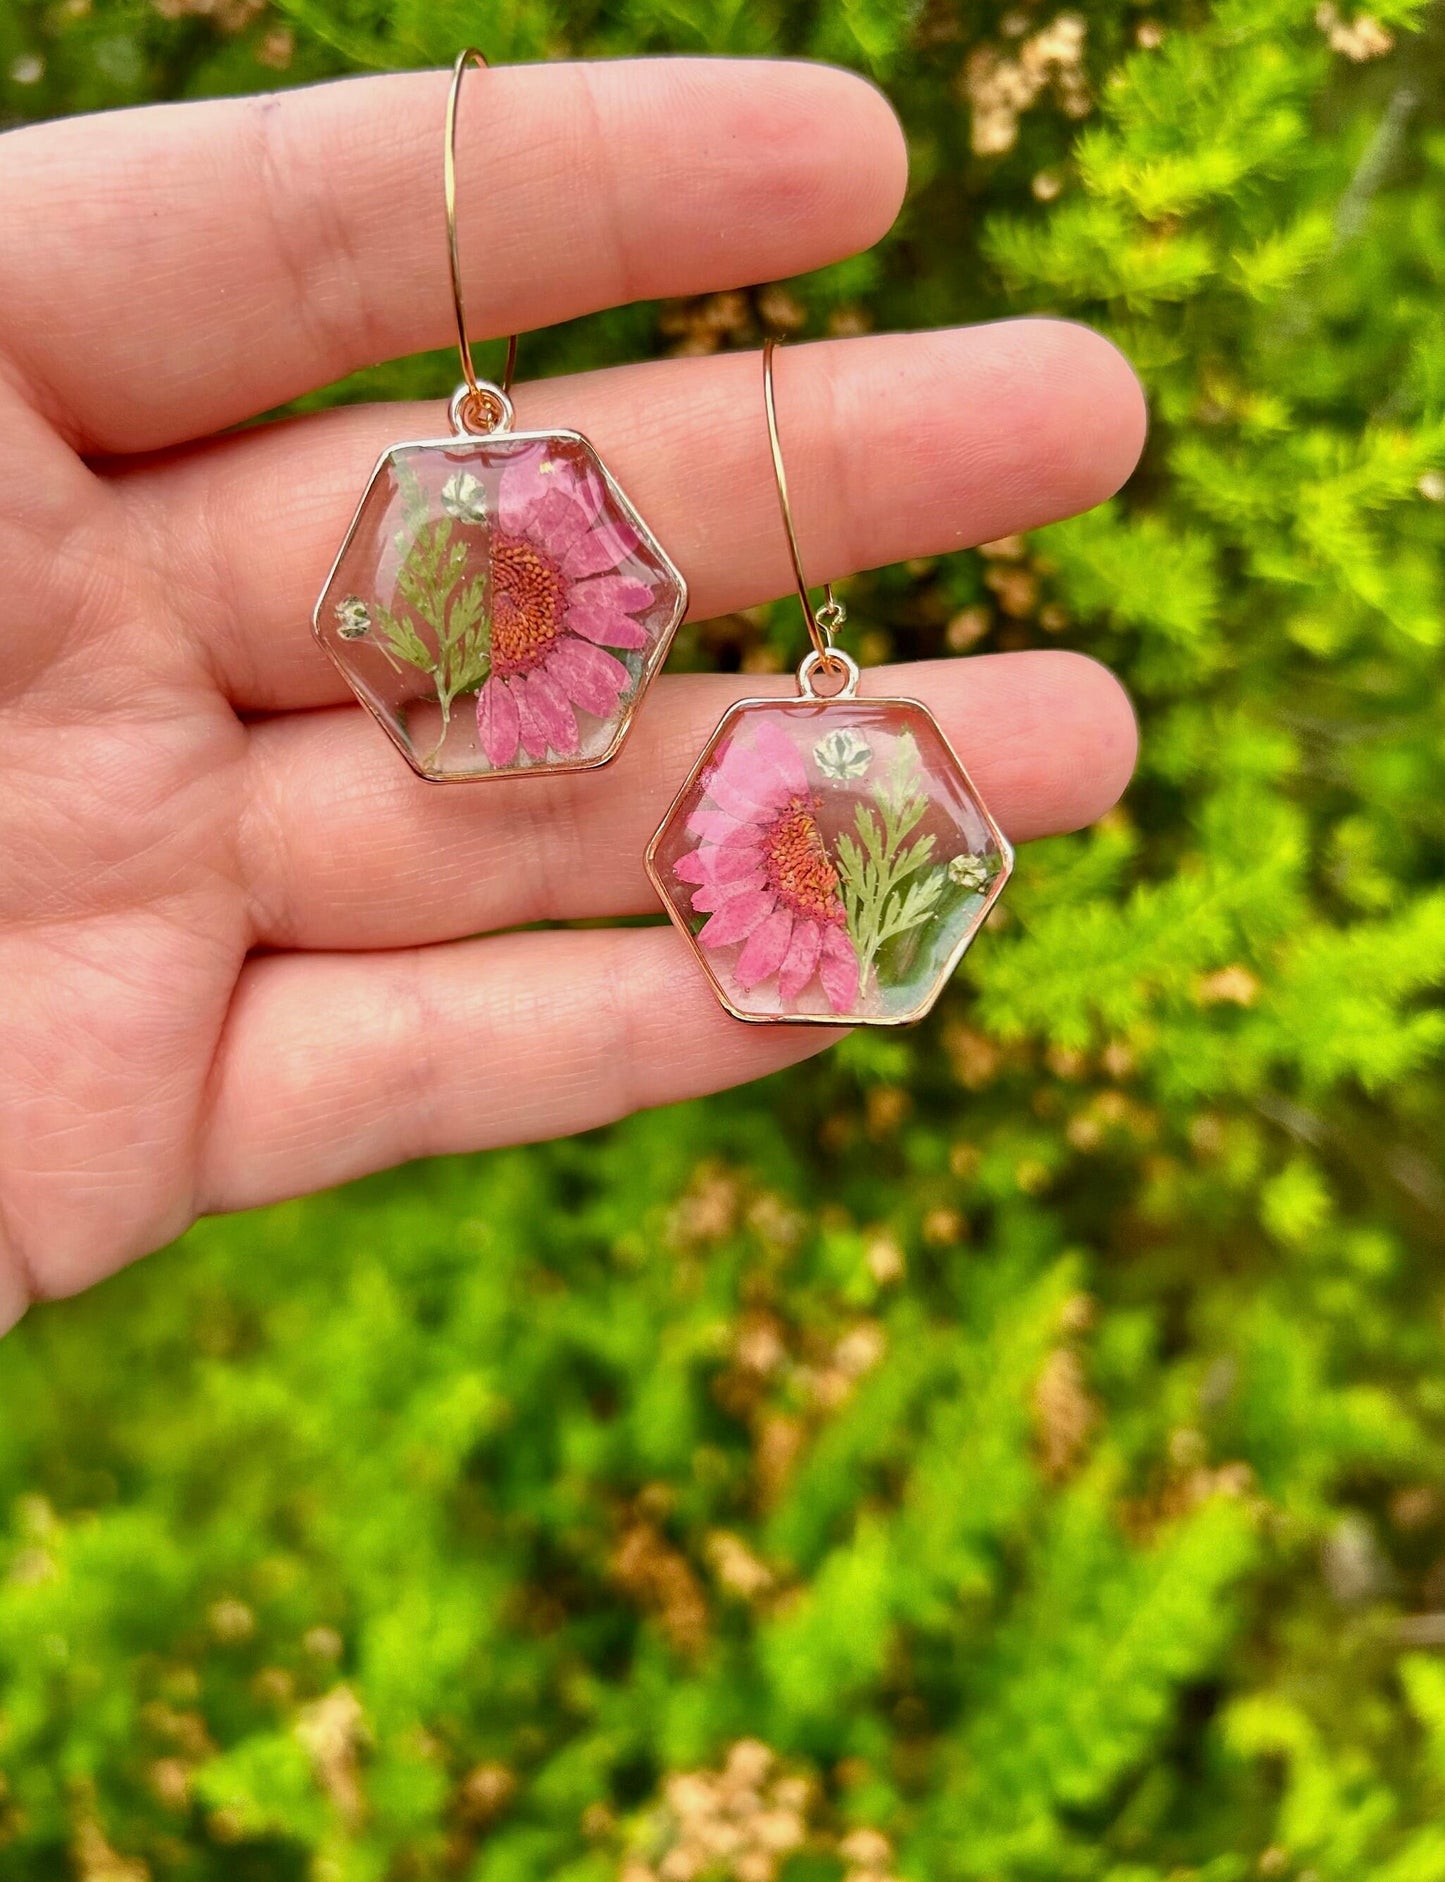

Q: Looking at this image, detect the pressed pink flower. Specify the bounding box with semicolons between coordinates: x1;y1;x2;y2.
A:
475;445;654;765
673;719;860;1014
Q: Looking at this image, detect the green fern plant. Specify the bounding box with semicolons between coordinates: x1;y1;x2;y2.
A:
835;734;946;987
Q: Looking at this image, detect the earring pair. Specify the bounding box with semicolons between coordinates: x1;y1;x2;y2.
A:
316;49;1009;1028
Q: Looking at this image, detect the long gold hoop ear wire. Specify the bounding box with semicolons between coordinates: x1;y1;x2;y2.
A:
445;49;518;429
762;335;847;674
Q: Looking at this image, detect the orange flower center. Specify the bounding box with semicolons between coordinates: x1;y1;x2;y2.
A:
489;534;567;677
763;798;845;925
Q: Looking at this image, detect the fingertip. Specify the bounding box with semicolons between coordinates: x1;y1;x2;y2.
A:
1045;649;1139;829
712;57;909;259
917;649;1138;843
806;320;1146;572
1015;318;1149;511
1063;320;1149;498
805;61;911;244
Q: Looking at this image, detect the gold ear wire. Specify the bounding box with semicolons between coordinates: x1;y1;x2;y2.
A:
762;334;847;671
445;49;518;431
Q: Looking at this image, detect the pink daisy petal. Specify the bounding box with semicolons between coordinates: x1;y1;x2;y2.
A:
701;761;791;825
512;672;554;760
530;486;593;558
674;842;766;887
691;872;769;914
568;458;609;522
521;666;580;756
698;888;776;949
571;575;655;617
778;920;822;1003
497;444;554;531
708;733;802;816
714;824;771;850
546;639;632;719
701;774;765;823
562;516;640;580
477;675;520;768
747;719;810;798
693;844;767;886
685;807;762;844
735;909;795;989
563;601;650;650
818;924;861;1015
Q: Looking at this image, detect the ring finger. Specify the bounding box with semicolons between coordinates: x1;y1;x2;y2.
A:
239;651;1136;950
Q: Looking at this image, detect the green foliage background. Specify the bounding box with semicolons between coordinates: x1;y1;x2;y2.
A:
2;0;1445;1876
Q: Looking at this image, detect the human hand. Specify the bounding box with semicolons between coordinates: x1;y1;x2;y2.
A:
0;59;1144;1330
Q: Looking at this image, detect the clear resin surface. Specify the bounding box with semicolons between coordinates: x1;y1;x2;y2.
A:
648;698;1011;1025
315;430;686;780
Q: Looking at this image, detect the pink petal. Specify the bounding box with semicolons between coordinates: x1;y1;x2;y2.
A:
563;600;650;650
699;760;790;828
562;516;640;580
477;676;520;768
704;728;801;817
685;807;761;844
818;924;860;1015
701;766;778;824
778;920;822;1003
691;872;768;914
497;444;553;531
530;486;592;558
698;888;776;949
571;575;655;617
677;843;766;888
511;672;553;760
673;850;711;885
567;458;609;522
546;639;631;719
735;909;795;989
747;718;810;798
521;666;580;756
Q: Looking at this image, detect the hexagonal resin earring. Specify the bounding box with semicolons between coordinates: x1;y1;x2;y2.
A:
646;339;1011;1026
314;51;687;782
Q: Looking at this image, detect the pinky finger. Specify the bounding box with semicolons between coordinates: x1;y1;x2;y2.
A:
196;929;839;1213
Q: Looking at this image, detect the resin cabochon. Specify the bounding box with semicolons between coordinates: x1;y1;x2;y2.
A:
315;430;688;781
648;697;1013;1026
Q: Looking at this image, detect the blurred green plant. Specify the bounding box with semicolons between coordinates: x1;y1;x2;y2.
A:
2;1;1445;1879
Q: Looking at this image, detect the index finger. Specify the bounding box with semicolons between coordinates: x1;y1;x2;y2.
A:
0;59;907;453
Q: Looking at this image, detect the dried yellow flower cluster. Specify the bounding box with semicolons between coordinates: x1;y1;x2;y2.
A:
623;1740;806;1882
150;0;264;33
625;1740;900;1882
73;1812;149;1882
1032;1344;1098;1481
963;14;1091;157
295;1686;368;1829
612;1510;712;1654
1315;2;1395;59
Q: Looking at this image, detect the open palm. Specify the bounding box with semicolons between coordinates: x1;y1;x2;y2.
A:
0;58;1145;1331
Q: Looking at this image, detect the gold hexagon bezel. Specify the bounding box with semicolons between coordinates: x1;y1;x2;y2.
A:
313;427;689;784
646;690;1014;1028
